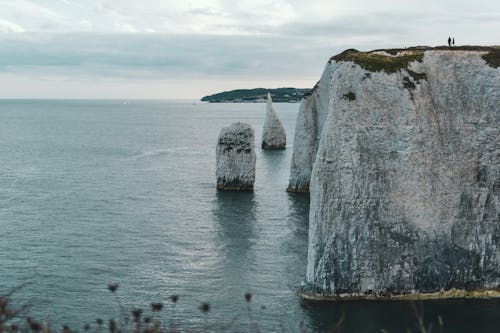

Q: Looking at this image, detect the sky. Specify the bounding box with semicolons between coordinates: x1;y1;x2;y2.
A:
0;0;498;99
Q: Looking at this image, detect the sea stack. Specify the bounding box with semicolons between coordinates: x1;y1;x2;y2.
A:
287;84;323;192
294;47;500;298
261;93;286;149
216;122;256;191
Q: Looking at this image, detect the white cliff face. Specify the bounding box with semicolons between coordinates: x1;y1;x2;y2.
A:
300;49;500;295
216;122;256;191
262;93;286;150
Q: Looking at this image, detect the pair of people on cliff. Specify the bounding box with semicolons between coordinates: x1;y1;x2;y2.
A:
448;37;455;47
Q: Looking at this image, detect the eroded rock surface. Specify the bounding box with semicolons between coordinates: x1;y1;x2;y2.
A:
297;48;500;296
287;78;330;192
216;122;256;191
262;93;286;150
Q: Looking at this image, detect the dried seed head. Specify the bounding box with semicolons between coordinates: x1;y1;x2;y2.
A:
199;303;210;313
96;318;103;326
244;292;252;303
170;295;178;303
0;298;8;311
132;309;142;322
83;323;90;331
107;283;118;293
151;302;163;311
109;319;116;332
29;321;42;332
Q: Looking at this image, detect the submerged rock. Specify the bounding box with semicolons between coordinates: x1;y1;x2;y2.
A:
262;93;286;150
216;122;256;191
294;48;500;297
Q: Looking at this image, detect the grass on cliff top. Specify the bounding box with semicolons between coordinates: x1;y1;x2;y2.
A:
330;46;500;71
330;49;424;74
482;48;500;68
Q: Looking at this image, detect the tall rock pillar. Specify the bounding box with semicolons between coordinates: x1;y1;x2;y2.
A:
216;122;256;191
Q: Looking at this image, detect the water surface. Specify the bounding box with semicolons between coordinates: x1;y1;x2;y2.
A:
0;100;498;332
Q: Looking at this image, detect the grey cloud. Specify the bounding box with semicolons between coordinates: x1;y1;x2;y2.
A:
269;10;500;49
187;7;229;17
0;33;336;79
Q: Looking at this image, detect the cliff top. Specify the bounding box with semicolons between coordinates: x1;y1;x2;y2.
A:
329;46;500;73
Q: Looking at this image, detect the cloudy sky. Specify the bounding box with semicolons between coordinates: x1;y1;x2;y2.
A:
0;0;498;99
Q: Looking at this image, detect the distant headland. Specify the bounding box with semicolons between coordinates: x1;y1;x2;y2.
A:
201;87;310;103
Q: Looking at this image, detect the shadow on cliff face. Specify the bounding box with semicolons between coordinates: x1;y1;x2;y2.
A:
301;299;500;332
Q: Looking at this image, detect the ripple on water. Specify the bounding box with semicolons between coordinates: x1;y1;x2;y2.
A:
0;100;498;332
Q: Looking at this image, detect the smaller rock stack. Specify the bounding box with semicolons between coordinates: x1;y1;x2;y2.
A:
262;93;286;150
216;122;256;191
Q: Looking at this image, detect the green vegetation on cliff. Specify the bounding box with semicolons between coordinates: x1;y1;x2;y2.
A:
482;47;500;68
330;49;424;74
201;87;310;103
330;46;500;72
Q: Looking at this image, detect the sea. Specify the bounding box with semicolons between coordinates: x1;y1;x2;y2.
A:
0;100;498;332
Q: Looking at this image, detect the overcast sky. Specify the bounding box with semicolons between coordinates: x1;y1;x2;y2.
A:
0;0;498;99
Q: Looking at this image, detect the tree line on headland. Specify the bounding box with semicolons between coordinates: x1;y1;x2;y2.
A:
201;87;310;103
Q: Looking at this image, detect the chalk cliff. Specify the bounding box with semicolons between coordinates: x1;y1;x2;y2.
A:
295;47;500;297
262;93;286;149
287;78;329;192
216;122;256;191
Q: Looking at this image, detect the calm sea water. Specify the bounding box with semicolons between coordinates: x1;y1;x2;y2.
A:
0;100;498;332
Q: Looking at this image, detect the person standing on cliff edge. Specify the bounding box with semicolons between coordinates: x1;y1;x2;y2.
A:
448;36;451;47
452;37;455;46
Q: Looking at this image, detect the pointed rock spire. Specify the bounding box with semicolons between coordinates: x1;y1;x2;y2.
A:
262;93;286;149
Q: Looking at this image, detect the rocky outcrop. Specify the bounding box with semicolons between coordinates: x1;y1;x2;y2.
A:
216;122;256;191
262;93;286;150
297;48;500;297
287;80;329;192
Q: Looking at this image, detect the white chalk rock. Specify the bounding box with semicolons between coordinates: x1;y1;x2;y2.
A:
262;93;286;150
216;122;256;191
292;48;500;296
287;78;331;192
